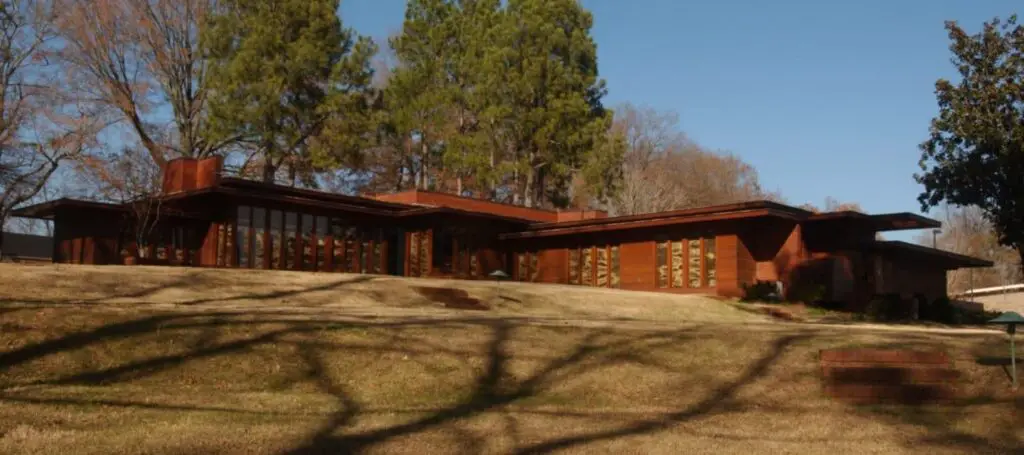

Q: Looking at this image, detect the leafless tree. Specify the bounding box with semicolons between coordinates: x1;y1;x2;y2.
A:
76;147;163;258
798;197;866;213
54;0;234;168
916;204;1023;294
0;0;98;256
608;104;778;216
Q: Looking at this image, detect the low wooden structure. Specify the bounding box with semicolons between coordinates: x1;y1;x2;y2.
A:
821;349;958;404
13;156;992;307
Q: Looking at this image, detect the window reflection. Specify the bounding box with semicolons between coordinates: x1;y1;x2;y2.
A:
253;207;266;268
269;210;282;269
285;212;297;269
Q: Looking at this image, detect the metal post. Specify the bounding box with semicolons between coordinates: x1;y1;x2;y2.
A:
1012;334;1018;390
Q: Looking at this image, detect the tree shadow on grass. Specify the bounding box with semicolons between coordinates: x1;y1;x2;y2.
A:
7;288;1022;454
282;325;810;454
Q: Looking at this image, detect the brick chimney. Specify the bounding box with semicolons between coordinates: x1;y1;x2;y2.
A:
161;156;223;194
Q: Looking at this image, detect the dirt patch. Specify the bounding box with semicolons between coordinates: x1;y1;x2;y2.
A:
413;286;490;310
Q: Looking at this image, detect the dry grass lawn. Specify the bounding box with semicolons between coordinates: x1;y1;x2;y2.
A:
0;264;1022;454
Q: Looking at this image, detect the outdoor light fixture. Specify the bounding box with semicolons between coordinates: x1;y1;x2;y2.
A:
489;269;510;299
988;311;1024;389
489;269;510;282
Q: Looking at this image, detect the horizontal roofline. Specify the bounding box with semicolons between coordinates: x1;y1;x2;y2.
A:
525;200;811;231
871;240;993;268
11;198;125;219
218;178;414;211
371;188;561;214
502;207;800;239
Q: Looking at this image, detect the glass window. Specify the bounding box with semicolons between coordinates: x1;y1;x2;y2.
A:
610;245;620;288
655;241;668;288
581;247;594;286
688;239;702;288
372;230;382;274
252;208;266;268
156;227;169;260
409;231;420;277
301;214;314;270
671;241;684;288
360;234;370;274
568;248;581;285
418;231;430;277
517;252;528;281
345;227;359;273
529;251;539;282
236;206;251;268
704;236;716;287
330;218;345;272
269;210;282;269
596;246;609;287
315;216;327;271
285;212;297;269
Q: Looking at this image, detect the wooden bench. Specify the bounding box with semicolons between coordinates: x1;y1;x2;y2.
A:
820;348;958;405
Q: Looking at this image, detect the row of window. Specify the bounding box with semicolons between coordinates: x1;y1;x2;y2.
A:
568;245;621;288
217;205;386;273
408;230;483;278
515;244;623;288
656;237;716;289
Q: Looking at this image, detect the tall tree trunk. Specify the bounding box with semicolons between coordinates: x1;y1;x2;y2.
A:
419;136;429;190
511;167;520;205
262;162;276;184
523;163;535;208
261;144;276;184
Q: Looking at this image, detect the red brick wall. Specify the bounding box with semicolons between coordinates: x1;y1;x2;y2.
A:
163;157;222;194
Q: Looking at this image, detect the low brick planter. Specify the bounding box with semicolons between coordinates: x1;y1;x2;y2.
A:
820;348;957;405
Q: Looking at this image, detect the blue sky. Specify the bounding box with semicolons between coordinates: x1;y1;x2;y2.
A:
340;0;1019;241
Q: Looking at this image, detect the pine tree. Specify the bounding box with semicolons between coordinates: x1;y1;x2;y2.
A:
203;0;376;184
489;0;618;207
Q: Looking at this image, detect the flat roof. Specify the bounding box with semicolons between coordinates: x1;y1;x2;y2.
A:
807;211;941;231
11;198;125;219
502;204;803;240
871;240;994;269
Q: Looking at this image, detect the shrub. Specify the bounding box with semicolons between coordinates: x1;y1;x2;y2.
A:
864;293;915;322
741;280;781;303
789;283;827;304
919;296;956;324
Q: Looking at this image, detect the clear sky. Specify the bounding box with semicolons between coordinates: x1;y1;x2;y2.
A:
339;0;1019;242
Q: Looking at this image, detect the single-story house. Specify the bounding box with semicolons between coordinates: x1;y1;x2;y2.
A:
12;156;992;308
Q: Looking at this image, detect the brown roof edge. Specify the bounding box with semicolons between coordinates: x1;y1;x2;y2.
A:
501;207;797;240
806;210;941;231
11;198;125;219
525;200;812;231
371;188;562;214
396;206;536;225
872;241;993;268
218;177;416;211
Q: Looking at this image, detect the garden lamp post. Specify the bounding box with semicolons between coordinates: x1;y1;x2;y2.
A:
988;311;1024;389
489;270;510;297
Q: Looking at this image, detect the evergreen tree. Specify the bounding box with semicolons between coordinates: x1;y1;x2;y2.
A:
203;0;376;184
489;0;618;207
917;16;1024;276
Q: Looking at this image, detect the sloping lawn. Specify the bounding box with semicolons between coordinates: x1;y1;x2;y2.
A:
0;264;1021;454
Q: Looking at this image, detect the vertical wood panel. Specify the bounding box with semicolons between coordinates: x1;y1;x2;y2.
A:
619;240;654;288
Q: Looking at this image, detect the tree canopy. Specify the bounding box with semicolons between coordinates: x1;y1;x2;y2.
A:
203;0;377;184
917;15;1024;275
